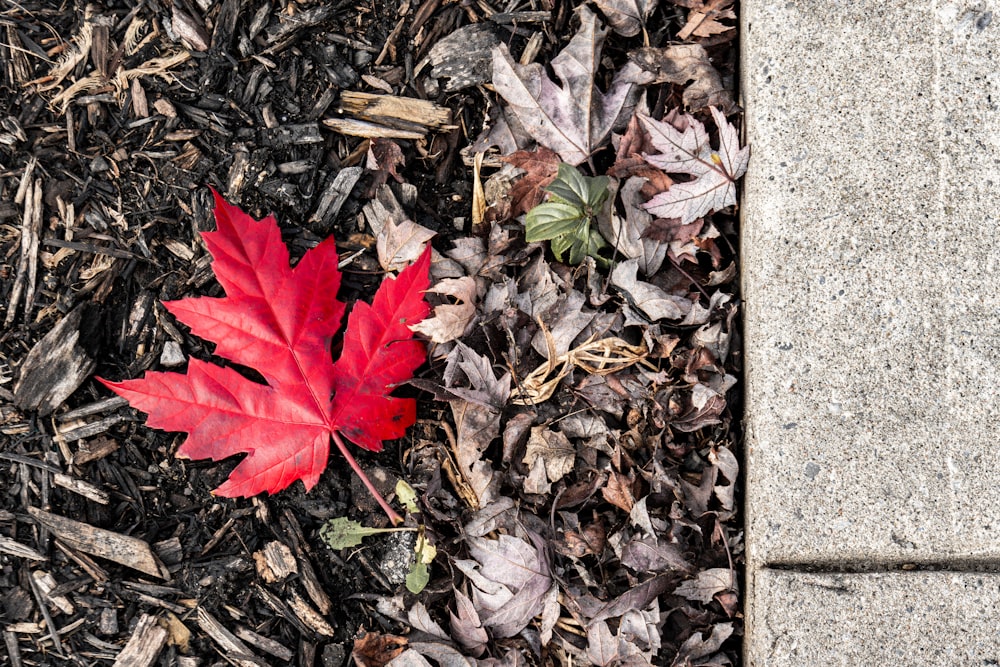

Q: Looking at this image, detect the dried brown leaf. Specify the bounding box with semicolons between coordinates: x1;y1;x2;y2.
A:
593;0;658;37
673;567;736;603
366;138;406;196
410;276;477;343
629;45;735;113
501;147;561;217
611;259;693;321
491;6;643;165
377;218;435;272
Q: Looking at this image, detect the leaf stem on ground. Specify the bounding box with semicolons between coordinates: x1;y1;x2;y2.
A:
331;431;404;525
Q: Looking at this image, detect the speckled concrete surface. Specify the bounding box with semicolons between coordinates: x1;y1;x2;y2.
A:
743;0;1000;662
743;0;1000;565
746;569;1000;666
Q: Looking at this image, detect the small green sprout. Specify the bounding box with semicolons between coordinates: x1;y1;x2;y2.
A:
319;480;436;594
525;162;610;264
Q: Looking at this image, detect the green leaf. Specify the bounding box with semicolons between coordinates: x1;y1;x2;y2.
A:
320;517;393;549
544;163;591;208
395;479;419;515
525;202;585;241
406;560;429;594
544;163;610;211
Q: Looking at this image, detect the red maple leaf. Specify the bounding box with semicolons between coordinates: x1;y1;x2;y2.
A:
99;191;430;523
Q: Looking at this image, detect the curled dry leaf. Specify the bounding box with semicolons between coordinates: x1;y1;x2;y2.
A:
366;138;406;196
410;276;477;344
491;6;643;165
629;44;736;113
377;218;436;272
511;324;649;405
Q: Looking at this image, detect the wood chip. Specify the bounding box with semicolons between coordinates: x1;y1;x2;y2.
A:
235;627;294;661
12;305;97;416
324;91;455;139
111;614;167;667
0;536;47;561
287;589;335;637
53;472;110;504
195;608;264;667
29;508;170;579
32;571;74;615
5;176;42;327
252;541;297;583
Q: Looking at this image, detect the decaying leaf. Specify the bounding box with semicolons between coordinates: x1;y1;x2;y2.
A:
502;147;561;217
456;533;555;638
491;6;643;165
677;0;736;40
366;138;406;196
611;259;692;321
673;567;736;603
629;44;736;113
450;589;489;656
410;276;478;344
377;218;436;272
593;0;658;37
600;176;667;276
522;426;576;495
640;107;748;224
444;344;510;507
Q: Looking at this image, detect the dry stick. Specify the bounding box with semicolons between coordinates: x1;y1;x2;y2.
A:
667;253;711;301
330;432;403;525
5;174;37;327
25;566;64;656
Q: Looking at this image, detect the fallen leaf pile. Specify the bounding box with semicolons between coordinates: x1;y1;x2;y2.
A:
90;0;743;663
355;2;744;664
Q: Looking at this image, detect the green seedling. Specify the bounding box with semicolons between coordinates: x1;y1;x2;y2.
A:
319;480;436;594
525;162;610;265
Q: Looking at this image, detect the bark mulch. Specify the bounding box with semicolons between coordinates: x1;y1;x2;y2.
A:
0;0;742;665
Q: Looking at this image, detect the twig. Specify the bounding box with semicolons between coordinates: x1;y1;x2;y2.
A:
331;432;403;525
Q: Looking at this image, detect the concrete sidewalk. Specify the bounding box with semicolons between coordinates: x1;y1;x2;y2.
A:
742;0;1000;664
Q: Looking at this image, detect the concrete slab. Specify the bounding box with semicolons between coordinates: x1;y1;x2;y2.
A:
746;569;1000;666
742;0;1000;565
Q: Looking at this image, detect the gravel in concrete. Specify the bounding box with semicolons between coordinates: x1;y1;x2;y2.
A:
742;0;1000;565
747;569;1000;666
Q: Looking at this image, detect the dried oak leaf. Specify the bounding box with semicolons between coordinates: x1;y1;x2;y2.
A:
101;192;431;497
491;6;644;165
640;106;748;224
